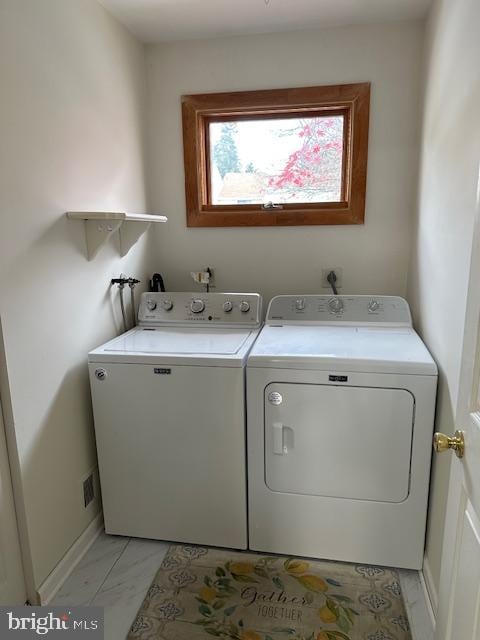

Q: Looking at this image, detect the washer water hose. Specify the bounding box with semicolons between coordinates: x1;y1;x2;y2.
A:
119;282;128;332
128;278;140;327
112;276;140;332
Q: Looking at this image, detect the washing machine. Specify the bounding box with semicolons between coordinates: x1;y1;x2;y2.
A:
247;295;437;569
89;291;262;549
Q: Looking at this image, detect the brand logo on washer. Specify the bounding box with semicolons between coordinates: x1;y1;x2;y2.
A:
154;368;171;375
268;391;283;405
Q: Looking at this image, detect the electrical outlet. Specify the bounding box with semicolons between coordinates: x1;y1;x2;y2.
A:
321;268;343;289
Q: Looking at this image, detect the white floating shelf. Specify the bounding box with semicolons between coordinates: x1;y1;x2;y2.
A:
66;211;167;260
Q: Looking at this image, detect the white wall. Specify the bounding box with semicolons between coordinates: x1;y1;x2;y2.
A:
0;0;153;600
0;1;432;604
146;22;423;300
0;395;26;604
407;0;479;608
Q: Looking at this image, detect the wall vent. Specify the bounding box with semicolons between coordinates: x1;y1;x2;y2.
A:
83;473;95;508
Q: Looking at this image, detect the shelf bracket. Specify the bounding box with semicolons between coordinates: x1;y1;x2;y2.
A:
83;219;122;260
66;212;167;260
118;220;152;257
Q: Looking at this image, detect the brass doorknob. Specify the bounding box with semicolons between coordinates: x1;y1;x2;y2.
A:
433;430;465;458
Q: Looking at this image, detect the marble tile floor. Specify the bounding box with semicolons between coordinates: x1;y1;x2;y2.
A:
398;569;435;640
52;533;169;640
52;532;434;640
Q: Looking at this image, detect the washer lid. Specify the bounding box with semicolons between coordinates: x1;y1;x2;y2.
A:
104;327;251;355
88;326;260;366
248;325;437;375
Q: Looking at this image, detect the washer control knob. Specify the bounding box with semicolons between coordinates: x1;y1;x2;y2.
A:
190;299;205;314
239;300;250;313
223;301;233;313
328;298;344;314
161;299;174;311
368;299;380;313
146;299;157;311
295;298;306;311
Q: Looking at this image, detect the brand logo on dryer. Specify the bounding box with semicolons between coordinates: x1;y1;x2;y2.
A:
268;392;283;405
329;375;348;382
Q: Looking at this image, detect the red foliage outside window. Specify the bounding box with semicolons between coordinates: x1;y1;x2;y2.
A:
269;117;344;200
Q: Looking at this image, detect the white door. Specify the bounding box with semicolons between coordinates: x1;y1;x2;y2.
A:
0;396;25;604
433;60;480;640
434;230;480;638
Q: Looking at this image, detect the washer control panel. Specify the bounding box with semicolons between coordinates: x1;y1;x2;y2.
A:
139;292;262;327
267;295;412;326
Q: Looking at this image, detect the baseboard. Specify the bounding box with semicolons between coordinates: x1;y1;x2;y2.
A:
422;554;437;628
36;513;103;605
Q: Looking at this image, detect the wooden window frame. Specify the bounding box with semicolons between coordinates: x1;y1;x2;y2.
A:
182;83;370;227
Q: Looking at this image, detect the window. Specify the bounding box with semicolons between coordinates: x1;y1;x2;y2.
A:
182;83;370;227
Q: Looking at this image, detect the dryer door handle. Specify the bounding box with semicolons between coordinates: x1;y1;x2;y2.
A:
273;422;293;455
273;422;284;454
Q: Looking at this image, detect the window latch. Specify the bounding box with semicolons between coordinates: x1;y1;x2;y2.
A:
262;201;283;211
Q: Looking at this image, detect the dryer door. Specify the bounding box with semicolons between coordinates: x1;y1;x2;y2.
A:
265;383;414;503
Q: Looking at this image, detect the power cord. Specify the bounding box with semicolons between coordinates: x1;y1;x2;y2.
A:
327;270;338;296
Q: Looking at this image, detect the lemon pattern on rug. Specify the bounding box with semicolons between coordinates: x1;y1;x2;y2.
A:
128;545;411;640
194;556;358;640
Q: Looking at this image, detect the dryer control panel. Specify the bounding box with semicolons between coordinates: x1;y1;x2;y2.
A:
266;295;412;326
139;292;262;327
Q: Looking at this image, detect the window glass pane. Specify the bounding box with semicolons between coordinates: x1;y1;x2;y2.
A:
209;115;344;205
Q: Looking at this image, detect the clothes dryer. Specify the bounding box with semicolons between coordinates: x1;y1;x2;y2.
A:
247;295;437;569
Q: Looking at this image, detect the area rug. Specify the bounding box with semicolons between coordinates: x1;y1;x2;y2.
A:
128;545;411;640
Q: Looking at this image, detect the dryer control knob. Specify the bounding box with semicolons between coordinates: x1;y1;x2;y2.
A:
161;299;174;311
146;299;157;311
239;301;250;313
295;298;306;311
368;299;380;313
190;299;205;314
328;298;344;314
223;301;233;313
